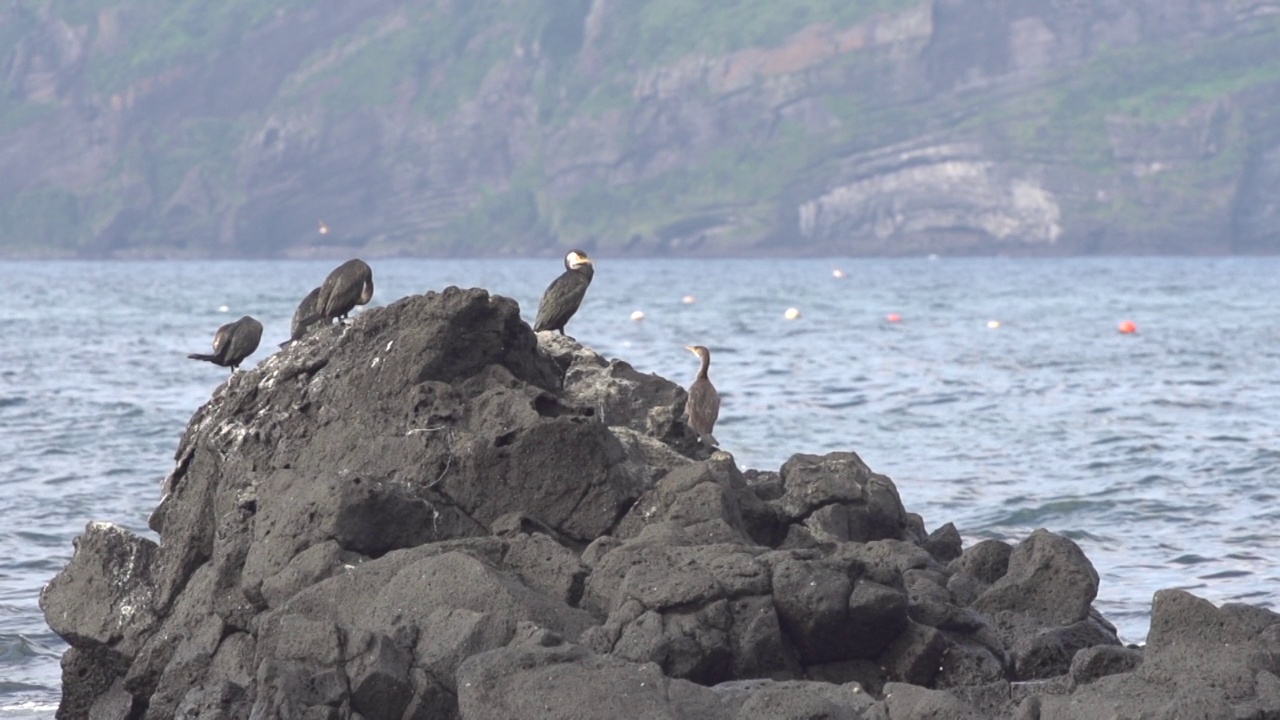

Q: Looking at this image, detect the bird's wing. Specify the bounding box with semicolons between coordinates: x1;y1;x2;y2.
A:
212;325;231;356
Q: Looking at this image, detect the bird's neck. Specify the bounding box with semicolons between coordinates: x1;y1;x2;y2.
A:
697;355;710;380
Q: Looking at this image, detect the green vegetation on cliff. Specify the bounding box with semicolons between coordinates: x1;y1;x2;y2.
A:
1;1;1278;256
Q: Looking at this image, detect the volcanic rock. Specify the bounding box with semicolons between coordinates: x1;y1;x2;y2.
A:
40;287;1280;719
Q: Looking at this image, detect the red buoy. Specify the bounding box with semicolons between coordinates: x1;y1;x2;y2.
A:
1118;320;1137;334
886;313;902;323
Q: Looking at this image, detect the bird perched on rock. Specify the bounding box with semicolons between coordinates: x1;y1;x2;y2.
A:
534;249;594;335
298;258;374;329
188;316;263;372
280;286;323;347
685;345;720;446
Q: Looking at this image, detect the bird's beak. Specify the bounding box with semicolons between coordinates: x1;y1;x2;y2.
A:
685;346;697;355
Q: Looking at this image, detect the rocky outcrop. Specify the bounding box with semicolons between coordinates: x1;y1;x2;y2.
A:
41;287;1280;718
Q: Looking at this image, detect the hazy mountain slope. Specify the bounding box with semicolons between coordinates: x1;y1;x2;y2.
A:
2;0;1279;257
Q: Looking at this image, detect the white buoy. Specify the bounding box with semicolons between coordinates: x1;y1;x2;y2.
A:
217;305;230;313
784;307;801;320
682;295;696;304
987;319;1001;329
630;310;645;322
832;268;847;279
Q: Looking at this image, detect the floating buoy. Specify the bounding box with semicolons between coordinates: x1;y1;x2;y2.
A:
682;295;696;304
986;319;1001;329
886;313;902;323
217;305;230;313
317;220;330;235
630;310;645;322
784;307;801;320
832;268;847;279
1118;320;1137;334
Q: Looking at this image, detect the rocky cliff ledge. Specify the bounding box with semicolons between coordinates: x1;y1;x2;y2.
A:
41;288;1280;719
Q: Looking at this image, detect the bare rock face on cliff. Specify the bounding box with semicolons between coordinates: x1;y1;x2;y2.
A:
40;287;1280;719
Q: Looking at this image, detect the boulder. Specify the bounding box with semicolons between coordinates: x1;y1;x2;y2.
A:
456;625;729;720
971;530;1098;627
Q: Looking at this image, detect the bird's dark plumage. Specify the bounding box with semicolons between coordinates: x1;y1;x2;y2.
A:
685;345;720;446
534;250;594;335
281;286;324;347
298;258;374;329
188;316;264;372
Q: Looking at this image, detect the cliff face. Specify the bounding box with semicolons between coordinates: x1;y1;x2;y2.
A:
3;0;1280;257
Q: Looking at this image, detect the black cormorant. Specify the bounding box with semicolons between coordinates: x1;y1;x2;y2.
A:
188;316;264;372
299;258;374;329
281;286;323;347
685;345;720;446
534;249;594;335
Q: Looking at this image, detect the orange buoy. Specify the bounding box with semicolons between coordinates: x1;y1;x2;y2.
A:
1118;320;1137;334
886;313;902;323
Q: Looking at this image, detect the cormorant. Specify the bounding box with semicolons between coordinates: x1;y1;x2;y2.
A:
685;345;720;446
534;249;594;335
280;286;323;347
298;258;374;329
188;316;263;372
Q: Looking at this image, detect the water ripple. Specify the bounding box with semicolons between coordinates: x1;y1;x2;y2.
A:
2;257;1280;709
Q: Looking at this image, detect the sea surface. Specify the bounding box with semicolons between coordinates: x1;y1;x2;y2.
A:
2;256;1279;714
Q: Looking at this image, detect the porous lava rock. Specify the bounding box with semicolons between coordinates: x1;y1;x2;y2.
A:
40;287;1280;719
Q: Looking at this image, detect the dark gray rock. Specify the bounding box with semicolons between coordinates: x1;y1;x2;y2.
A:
497;529;588;608
949;539;1013;586
775;452;912;543
40;522;159;659
456;625;729;719
1006;616;1120;682
922;523;962;562
971;530;1098;627
583;530;789;683
612;456;770;546
844;579;911;658
1139;589;1280;700
724;679;874;719
1069;644;1142;686
878;621;949;687
934;638;1007;691
346;632;413;720
872;682;987;720
836;539;939;588
543;333;711;459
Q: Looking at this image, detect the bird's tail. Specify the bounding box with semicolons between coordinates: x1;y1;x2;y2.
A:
187;353;217;363
699;433;720;448
277;340;293;349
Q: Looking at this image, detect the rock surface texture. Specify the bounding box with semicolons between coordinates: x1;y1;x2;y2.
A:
42;288;1280;719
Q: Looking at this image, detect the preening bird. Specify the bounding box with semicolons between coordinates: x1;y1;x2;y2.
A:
188;316;264;372
534;249;594;335
685;345;720;447
280;286;323;347
297;258;374;329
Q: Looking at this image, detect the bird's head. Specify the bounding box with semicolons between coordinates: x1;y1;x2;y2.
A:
685;345;710;361
565;249;593;271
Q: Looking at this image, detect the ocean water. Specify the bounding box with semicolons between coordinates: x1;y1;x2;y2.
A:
2;256;1279;713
